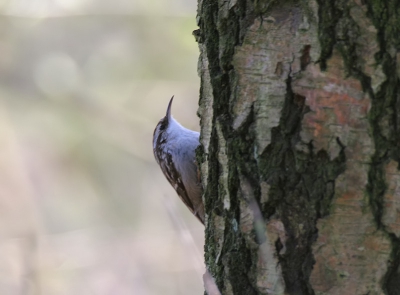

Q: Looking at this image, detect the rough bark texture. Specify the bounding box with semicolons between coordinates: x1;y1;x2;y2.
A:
196;0;400;294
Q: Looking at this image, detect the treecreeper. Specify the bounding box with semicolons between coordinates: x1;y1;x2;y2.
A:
153;96;205;224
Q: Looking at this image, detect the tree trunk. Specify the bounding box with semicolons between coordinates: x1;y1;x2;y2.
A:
196;0;400;294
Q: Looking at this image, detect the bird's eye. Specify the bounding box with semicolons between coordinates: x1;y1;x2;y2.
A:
158;119;168;132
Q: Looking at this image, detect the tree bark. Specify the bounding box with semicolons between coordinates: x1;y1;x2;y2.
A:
196;0;400;294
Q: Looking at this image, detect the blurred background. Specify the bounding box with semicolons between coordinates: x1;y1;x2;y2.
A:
0;0;204;294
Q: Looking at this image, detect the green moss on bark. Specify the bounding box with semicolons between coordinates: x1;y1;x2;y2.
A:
199;0;258;292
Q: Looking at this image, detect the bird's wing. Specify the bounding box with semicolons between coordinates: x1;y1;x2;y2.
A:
159;151;204;224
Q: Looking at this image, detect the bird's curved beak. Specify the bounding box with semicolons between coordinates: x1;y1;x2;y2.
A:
166;95;174;121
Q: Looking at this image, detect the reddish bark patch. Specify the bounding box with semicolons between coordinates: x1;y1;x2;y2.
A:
293;50;390;294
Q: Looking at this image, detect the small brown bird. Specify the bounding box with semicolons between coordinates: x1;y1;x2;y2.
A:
152;96;204;224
